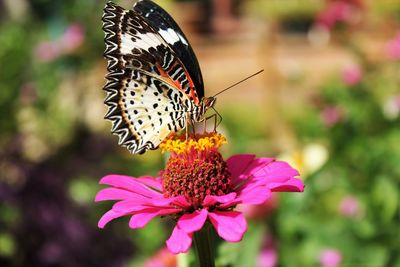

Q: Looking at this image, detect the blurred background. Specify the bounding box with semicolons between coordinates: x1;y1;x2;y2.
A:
0;0;399;266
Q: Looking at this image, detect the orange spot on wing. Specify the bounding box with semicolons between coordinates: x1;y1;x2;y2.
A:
156;64;200;105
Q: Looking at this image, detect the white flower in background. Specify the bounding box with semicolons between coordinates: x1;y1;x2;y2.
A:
280;143;329;177
383;95;400;120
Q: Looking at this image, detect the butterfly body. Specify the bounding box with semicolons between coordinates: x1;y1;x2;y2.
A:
102;0;214;154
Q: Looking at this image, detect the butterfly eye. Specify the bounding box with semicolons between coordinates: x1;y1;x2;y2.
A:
205;97;216;109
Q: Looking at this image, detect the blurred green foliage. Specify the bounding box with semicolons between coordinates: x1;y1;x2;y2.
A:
282;60;400;266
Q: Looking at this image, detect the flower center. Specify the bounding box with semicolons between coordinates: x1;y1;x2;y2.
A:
160;133;232;208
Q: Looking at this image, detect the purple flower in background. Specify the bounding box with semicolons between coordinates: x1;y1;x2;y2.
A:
39;242;64;264
339;196;360;217
342;64;362;85
319;249;342;267
385;33;400;60
321;106;343;127
2;133;135;267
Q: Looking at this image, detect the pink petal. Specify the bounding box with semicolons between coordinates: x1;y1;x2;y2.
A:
203;192;237;206
218;200;241;209
240;157;275;178
135;176;163;191
255;161;300;184
112;198;172;213
158;208;182;216
208;211;247;242
170;196;191;208
112;204;148;214
166;225;193;254
95;188;140;202
269;177;304;192
129;209;160;228
177;209;208;233
227;154;255;183
236;185;272;205
98;210;126;228
100;175;161;197
129;208;181;228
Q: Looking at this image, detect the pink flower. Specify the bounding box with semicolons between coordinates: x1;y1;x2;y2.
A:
319;249;342;267
61;23;85;53
34;41;61;62
385;34;400;60
321;106;343;127
339;196;360;217
316;1;355;29
237;193;279;220
34;23;84;63
145;248;177;267
95;133;304;254
342;64;362;85
257;237;277;267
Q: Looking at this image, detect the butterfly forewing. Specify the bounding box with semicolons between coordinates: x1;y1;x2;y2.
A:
133;0;204;99
102;1;202;154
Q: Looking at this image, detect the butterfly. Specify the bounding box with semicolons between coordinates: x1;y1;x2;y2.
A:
102;0;216;154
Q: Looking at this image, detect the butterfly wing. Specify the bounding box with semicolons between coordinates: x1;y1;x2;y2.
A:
102;2;196;154
104;69;187;154
133;0;205;99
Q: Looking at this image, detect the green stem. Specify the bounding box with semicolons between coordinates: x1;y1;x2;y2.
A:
193;224;215;267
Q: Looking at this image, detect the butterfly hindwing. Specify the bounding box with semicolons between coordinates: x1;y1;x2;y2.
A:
104;68;188;154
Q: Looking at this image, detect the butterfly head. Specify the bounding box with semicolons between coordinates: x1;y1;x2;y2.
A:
202;96;216;111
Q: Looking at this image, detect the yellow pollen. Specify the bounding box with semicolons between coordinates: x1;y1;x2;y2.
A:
160;132;227;154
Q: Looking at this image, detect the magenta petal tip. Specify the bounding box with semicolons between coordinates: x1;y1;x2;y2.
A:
166;226;193;254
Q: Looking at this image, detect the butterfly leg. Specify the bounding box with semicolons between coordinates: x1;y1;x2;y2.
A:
185;112;196;140
200;112;221;133
204;114;217;133
211;107;223;132
185;112;190;140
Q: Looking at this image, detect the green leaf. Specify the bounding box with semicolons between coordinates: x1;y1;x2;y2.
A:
372;176;398;222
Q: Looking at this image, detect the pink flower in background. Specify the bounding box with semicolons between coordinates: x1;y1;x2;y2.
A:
319;249;342;267
95;134;304;254
316;0;361;30
257;237;277;267
35;41;61;62
238;194;279;220
339;196;360;217
19;82;37;105
321;106;343;127
61;23;85;52
34;23;84;62
385;33;400;60
145;248;177;267
342;64;362;85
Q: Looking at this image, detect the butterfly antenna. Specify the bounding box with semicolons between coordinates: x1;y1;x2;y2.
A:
212;69;264;97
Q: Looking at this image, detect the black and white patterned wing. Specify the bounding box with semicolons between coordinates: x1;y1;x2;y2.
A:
102;2;191;154
133;0;205;99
